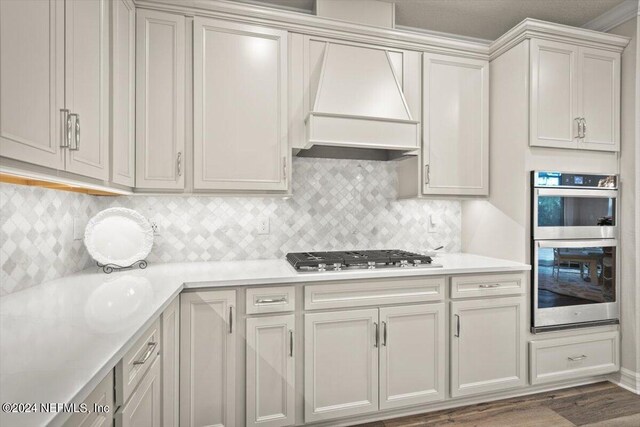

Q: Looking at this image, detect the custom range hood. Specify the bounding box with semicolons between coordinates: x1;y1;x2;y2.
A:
294;38;421;161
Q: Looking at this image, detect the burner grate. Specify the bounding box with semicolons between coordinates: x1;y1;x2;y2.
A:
286;250;433;271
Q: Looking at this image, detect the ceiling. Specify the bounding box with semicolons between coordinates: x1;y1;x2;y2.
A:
237;0;625;40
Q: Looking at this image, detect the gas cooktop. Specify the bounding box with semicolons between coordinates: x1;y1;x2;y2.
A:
286;250;441;272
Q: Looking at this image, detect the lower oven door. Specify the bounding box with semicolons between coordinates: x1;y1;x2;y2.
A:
533;239;619;331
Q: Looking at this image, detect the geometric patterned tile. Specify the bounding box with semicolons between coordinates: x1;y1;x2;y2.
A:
1;157;461;296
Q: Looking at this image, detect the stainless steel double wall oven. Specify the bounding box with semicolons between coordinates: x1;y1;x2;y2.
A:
531;171;619;332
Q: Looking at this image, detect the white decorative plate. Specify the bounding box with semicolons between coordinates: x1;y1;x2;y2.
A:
84;208;154;267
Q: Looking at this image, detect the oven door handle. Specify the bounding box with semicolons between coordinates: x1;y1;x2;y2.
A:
536;188;617;198
536;239;618;249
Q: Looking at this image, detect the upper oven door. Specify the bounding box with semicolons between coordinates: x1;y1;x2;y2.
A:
533;188;617;240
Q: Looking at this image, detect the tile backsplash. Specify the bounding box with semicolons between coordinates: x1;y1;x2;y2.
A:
1;158;461;296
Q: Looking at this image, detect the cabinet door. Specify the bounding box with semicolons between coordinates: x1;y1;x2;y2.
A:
530;39;579;149
246;315;295;427
136;10;185;189
180;290;236;427
379;303;445;410
422;53;488;195
63;371;114;427
304;309;379;423
111;0;135;186
0;0;65;170
451;297;526;397
161;297;180;427
65;0;109;180
578;47;620;151
193;18;289;191
116;357;161;427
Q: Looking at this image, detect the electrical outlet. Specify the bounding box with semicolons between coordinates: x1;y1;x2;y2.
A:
257;217;270;235
73;217;84;240
427;214;438;233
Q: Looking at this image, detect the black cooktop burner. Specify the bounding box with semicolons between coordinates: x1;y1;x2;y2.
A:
286;250;434;271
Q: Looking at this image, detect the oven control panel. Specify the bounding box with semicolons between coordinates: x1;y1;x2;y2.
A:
533;171;617;189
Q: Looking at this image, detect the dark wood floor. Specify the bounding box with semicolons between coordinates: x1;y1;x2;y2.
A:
538;289;596;308
356;382;640;426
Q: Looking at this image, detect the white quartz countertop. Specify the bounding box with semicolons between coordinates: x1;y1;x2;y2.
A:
0;254;529;426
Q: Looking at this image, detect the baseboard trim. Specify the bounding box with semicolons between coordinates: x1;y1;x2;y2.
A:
609;368;640;394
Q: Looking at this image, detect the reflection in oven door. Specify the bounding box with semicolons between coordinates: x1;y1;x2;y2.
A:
533;240;618;331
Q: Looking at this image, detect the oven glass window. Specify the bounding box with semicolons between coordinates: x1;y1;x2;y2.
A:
538;196;615;227
537;245;616;309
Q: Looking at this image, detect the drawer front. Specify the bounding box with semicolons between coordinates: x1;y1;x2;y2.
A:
305;277;444;310
530;331;619;385
116;319;161;406
450;274;525;298
246;286;295;314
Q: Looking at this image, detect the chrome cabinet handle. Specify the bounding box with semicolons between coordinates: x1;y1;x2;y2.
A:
425;164;430;185
283;156;287;181
68;113;80;151
581;118;587;139
382;321;387;346
60;109;71;148
256;297;287;304
229;306;233;334
575;117;583;138
133;342;157;365
454;314;460;337
568;355;587;361
176;152;182;177
289;330;294;357
374;322;379;348
479;284;500;288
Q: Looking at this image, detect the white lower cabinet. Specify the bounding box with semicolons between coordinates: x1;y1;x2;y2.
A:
161;297;180;427
246;315;295;427
63;372;114;427
450;297;526;397
379;304;445;410
180;290;236;427
116;356;162;427
304;304;445;423
304;309;379;423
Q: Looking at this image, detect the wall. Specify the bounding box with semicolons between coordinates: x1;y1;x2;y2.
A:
0;157;461;296
609;15;640;391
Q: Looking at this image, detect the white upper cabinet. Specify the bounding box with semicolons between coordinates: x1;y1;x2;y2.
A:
422;53;489;196
193;18;289;192
578;47;620;151
1;0;110;180
0;0;64;170
530;39;620;152
136;9;186;190
111;0;136;187
64;0;109;181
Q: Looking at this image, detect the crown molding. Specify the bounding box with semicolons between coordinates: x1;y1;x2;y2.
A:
490;18;631;60
395;25;492;46
582;0;639;32
134;0;490;59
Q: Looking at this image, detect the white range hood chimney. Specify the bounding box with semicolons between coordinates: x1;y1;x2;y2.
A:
303;40;420;157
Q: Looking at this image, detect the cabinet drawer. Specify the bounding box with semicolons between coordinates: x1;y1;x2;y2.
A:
304;277;444;310
246;286;295;314
530;331;619;385
450;274;525;298
116;319;161;406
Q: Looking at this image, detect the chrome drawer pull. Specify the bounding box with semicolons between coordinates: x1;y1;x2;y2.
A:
568;355;587;362
479;284;500;288
374;322;379;348
133;342;157;365
256;297;287;304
